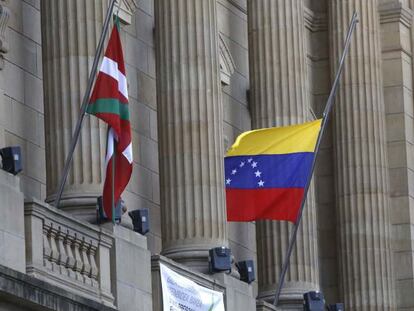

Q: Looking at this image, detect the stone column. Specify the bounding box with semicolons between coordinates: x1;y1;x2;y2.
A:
41;0;108;219
329;1;395;309
248;0;320;307
154;0;227;272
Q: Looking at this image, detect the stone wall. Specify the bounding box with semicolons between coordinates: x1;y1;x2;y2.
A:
0;0;45;201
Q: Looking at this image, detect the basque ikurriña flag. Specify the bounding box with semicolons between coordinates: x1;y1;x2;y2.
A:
225;119;322;223
87;24;132;220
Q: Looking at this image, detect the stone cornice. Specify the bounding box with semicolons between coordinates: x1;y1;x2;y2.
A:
115;0;138;25
304;7;328;32
379;2;412;28
0;265;117;311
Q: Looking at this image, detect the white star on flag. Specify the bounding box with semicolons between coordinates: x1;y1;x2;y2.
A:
231;169;237;175
247;158;253;163
255;170;262;177
258;180;265;187
226;178;232;185
251;161;257;168
240;161;245;167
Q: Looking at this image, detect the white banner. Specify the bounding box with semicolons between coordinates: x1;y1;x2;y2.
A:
160;263;225;311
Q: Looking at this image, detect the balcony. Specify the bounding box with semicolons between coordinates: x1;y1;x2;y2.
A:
24;199;114;307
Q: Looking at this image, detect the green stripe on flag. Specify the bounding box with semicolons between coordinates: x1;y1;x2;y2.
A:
87;98;130;120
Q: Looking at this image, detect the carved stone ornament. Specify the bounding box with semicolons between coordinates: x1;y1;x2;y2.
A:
114;0;138;25
0;0;10;70
219;34;235;86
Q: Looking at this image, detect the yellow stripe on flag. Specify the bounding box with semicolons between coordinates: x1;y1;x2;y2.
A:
226;119;322;156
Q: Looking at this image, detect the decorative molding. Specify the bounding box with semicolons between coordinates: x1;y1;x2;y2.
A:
114;0;138;25
379;2;412;28
0;0;10;70
304;7;327;32
219;34;236;85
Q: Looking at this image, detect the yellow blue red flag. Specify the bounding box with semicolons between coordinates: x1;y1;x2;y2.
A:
225;119;322;223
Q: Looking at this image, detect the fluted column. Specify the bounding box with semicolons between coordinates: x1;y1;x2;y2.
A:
248;0;319;307
329;1;395;310
154;0;227;272
41;0;108;219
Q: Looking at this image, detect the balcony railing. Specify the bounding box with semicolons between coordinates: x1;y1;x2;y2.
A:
24;199;114;306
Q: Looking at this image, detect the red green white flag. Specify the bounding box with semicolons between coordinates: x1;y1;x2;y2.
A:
87;24;132;220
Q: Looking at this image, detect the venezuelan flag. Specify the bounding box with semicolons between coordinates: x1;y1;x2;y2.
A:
225;119;322;223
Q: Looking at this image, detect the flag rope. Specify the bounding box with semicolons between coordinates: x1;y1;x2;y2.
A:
273;11;359;307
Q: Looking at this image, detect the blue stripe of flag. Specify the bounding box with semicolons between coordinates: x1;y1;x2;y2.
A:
224;153;314;189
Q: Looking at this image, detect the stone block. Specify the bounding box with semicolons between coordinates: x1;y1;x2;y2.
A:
214;273;256;311
387;141;408;169
220;33;248;78
152;172;160;204
0;92;10;129
315;148;334;176
8;0;23;33
0;61;24;104
36;44;42;78
146;233;162;254
110;225;152;311
140;135;158;173
223;71;249;106
384;86;413;116
217;3;248;48
22;1;41;44
24;0;40;10
148;47;156;78
393;250;413;279
389;167;409;197
138;71;156;110
25;141;45;183
382;56;406;88
386;113;413;143
389;196;410;224
311;60;330;95
130;164;153;200
223;93;242;130
130;99;151;136
6;29;37;76
125;33;148;73
23;72;43;114
150;109;158;141
8;99;39;145
137;0;153;17
0;169;25;272
316;175;335;204
136;9;154;47
126;64;138;100
396;278;414;308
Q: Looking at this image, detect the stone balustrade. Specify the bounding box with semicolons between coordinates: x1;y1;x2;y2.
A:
24;199;114;307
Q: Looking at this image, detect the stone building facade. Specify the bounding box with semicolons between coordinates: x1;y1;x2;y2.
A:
0;0;412;310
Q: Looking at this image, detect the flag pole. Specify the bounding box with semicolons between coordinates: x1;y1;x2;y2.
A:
54;0;118;208
273;11;358;307
112;140;116;224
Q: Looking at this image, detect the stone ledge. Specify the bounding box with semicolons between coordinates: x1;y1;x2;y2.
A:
0;264;117;311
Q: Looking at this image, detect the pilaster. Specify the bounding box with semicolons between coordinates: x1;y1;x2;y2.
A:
154;0;227;272
247;0;320;308
329;1;396;309
41;0;111;220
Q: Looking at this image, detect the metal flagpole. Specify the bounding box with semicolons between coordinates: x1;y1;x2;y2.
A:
273;11;358;307
54;0;118;208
